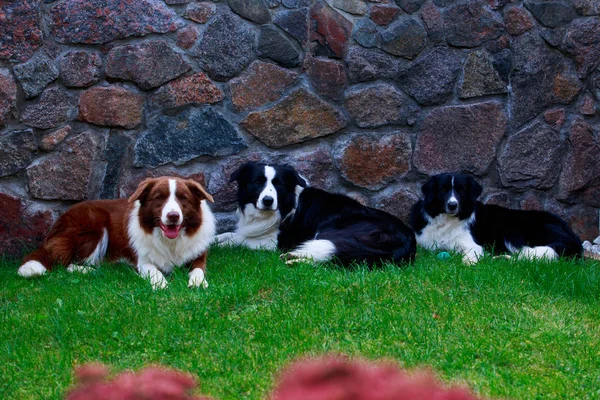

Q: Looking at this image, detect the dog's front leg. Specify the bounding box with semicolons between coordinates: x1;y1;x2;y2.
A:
456;240;483;265
138;263;168;290
188;252;208;289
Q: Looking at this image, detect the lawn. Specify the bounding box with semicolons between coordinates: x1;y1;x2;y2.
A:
1;246;599;399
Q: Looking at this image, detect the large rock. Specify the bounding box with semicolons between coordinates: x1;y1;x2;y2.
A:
228;0;271;24
380;18;427;59
184;2;216;23
151;72;224;109
21;87;73;130
573;0;600;15
27;131;107;201
13;54;59;99
79;86;144;129
48;0;183;44
504;6;533;36
346;46;402;83
240;88;347;148
352;18;379;48
106;40;190;90
0;69;17;128
563;17;600;78
304;57;346;100
309;1;353;58
333;132;412;190
0;193;53;257
459;50;507;99
498;122;565;189
343;83;412;127
192;12;256;81
274;8;309;45
443;1;504;47
0;129;37;178
370;5;401;27
229;61;298;112
99;131;134;199
562;203;599;241
414;102;507;175
396;47;461;105
396;0;425;14
558;119;600;207
0;0;43;62
420;3;445;43
176;26;199;50
373;185;420;224
257;25;303;67
134;108;247;168
330;0;367;15
510;32;582;128
59;51;102;88
524;0;576;28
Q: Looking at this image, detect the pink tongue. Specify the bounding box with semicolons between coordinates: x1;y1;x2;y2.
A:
162;225;180;239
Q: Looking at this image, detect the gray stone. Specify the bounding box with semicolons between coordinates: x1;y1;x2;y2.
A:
21;87;73;130
330;0;367;15
274;8;309;45
346;46;401;82
343;83;411;127
0;69;17;128
397;47;461;105
396;0;425;14
443;1;504;47
258;25;303;67
374;185;420;224
524;0;576;28
574;0;600;15
563;17;600;78
192;12;256;81
164;0;191;3
228;0;271;24
100;131;134;199
134;108;247;168
352;18;379;48
459;50;508;99
13;54;59;99
498;122;565;189
380;18;427;59
420;3;445;43
59;51;102;88
0;129;37;178
283;0;311;7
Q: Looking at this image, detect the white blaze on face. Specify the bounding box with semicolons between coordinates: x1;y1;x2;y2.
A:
448;176;458;206
257;165;278;210
161;179;183;225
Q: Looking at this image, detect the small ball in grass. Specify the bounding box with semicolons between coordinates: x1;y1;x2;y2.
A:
437;251;451;260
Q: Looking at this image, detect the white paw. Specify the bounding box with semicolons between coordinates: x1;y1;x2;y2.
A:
281;252;311;266
188;269;208;289
67;264;95;274
18;261;47;277
139;264;168;290
462;253;479;265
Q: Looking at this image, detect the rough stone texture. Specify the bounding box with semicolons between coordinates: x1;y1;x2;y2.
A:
304;57;347;100
414;102;507;175
13;54;59;99
380;18;426;59
420;4;445;43
330;0;368;15
79;86;144;129
344;83;411;127
370;5;400;26
48;0;183;44
100;131;135;199
353;18;380;48
498;122;565;189
27;131;107;201
40;125;72;152
333;132;411;190
374;186;420;224
579;94;597;115
510;32;582;128
229;61;299;111
524;0;576;28
396;0;425;14
310;1;353;59
151;72;224;109
274;8;309;45
106;41;190;90
0;193;53;257
134;108;247;168
165;0;190;4
544;108;567;128
184;2;216;23
0;0;43;62
459;50;507;99
284;0;311;7
397;47;461;105
0;129;37;178
193;12;255;81
563;203;599;241
443;2;504;48
0;69;17;128
504;7;533;36
59;51;102;88
258;25;303;68
573;0;600;15
346;46;401;82
241;88;347;148
228;0;271;24
176;26;199;50
21;86;73;130
559;119;600;207
563;18;600;78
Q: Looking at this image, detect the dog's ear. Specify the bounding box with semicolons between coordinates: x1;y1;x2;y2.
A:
128;178;156;203
421;176;436;197
229;162;254;183
468;176;483;199
186;180;214;203
281;165;308;188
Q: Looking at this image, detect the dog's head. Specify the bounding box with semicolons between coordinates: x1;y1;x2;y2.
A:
230;162;307;218
421;173;482;219
129;177;214;239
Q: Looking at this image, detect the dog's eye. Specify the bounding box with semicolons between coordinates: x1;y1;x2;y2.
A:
253;178;265;185
153;194;165;201
272;179;283;186
178;194;189;201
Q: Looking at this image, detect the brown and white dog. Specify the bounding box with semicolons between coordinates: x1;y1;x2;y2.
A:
17;177;216;289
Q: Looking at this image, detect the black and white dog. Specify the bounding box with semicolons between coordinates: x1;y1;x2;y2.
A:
278;187;416;266
215;162;307;249
410;173;583;264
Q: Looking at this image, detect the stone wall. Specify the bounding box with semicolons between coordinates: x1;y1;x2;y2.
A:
1;0;599;256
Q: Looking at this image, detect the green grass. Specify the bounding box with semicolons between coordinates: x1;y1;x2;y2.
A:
1;247;599;399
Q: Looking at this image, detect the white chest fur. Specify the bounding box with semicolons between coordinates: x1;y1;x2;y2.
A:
127;200;216;274
416;212;477;253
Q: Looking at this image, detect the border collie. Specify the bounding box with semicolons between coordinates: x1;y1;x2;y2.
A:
278;187;416;266
215;162;307;249
18;177;216;289
410;173;583;264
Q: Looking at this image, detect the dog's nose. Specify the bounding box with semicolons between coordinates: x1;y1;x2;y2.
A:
262;196;274;207
447;201;458;211
167;212;180;223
